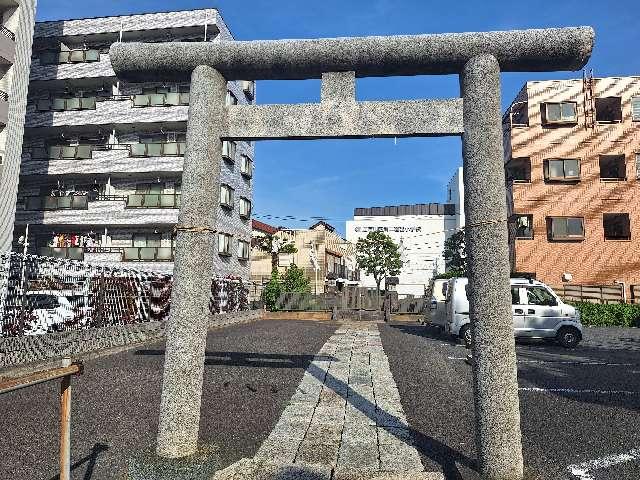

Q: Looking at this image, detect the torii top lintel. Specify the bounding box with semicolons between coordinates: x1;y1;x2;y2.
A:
109;27;594;83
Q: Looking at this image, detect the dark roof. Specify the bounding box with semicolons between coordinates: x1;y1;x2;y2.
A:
252;219;278;235
354;203;456;217
310;221;336;232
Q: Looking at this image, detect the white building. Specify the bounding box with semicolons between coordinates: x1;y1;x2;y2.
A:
346;168;464;298
446;166;465;229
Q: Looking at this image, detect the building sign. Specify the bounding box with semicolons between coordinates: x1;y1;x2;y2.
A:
354;226;423;233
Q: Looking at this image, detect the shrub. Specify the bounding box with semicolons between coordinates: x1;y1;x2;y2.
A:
262;270;282;312
571;302;640;327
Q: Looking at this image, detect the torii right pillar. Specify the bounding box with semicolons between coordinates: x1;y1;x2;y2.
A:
461;53;524;479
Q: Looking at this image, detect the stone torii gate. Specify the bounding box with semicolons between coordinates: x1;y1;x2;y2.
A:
110;26;593;479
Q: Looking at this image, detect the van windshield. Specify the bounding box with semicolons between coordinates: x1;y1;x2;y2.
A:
526;286;557;306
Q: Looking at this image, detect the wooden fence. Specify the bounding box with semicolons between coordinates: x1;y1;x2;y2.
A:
550;284;624;304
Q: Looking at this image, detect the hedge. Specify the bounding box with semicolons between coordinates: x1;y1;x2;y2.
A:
570;302;640;327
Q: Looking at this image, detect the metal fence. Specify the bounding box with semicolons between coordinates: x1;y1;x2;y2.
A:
0;252;249;338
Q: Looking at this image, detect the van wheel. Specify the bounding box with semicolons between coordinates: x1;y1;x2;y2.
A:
459;325;472;348
556;327;581;348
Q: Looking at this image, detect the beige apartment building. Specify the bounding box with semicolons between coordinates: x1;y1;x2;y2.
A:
251;220;359;295
503;75;640;298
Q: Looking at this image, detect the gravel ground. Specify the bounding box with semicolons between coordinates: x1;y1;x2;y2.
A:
0;320;339;480
379;323;640;480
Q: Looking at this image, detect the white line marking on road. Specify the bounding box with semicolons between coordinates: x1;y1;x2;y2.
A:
446;356;633;367
567;447;640;479
520;387;640;395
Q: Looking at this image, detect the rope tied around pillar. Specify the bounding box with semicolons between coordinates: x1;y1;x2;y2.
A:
173;225;217;234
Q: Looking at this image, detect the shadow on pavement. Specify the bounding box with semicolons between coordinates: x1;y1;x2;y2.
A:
48;443;109;480
305;362;477;479
388;323;459;344
135;349;336;369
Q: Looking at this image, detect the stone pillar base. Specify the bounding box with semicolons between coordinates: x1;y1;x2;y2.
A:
127;445;230;480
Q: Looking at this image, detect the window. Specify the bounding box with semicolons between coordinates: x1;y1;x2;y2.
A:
513;214;533;239
226;90;238;106
542;102;577;125
239;197;252;218
595;97;622;123
218;233;232;256
242;81;255;100
526;287;557;306
632;97;640;122
603;213;630;240
599;155;626;180
544;158;580;182
511;287;522;305
505;157;531;183
222;140;236;162
547;217;585;241
240;154;253;178
220;184;234;208
237;239;250;260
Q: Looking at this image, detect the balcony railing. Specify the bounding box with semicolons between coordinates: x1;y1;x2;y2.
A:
126;193;181;209
327;265;360;282
38;247;84;260
24;195;89;211
48;145;94;160
39;49;100;65
122;246;175;262
0;90;8;102
36;97;97;111
132;92;190;107
130;142;186;157
0;26;15;41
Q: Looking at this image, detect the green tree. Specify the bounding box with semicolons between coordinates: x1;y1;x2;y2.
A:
443;230;467;276
281;263;310;293
262;270;282;311
356;231;403;297
253;233;297;273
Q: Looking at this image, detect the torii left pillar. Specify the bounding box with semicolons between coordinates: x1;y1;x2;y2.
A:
157;65;226;458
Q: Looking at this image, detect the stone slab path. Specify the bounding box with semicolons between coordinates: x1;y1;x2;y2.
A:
214;323;442;479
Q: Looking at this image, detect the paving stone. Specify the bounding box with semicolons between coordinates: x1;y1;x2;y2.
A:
296;441;340;465
304;423;343;445
312;405;345;425
379;442;424;472
337;442;380;470
377;427;414;445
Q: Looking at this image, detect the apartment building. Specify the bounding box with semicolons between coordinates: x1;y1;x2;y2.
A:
251;221;360;295
0;0;36;251
503;75;640;295
346;202;457;297
12;8;255;277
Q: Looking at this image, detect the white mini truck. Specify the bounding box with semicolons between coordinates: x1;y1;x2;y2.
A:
431;277;582;348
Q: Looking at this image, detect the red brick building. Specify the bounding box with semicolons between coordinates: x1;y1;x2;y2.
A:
503;75;640;298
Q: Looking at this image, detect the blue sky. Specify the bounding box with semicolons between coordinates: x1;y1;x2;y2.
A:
38;0;640;236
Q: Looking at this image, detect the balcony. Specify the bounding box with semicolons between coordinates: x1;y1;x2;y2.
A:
20;145;185;177
122;246;174;262
25;96;190;128
130;142;186;157
38;246;84;260
0;26;15;65
0;90;7;126
327;265;361;282
126;194;181;209
30;50;114;82
132;92;190;107
15;197;179;226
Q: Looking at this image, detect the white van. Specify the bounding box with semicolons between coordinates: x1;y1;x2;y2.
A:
428;278;449;328
445;277;582;348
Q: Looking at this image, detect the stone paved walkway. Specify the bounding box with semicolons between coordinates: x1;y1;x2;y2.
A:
217;323;439;479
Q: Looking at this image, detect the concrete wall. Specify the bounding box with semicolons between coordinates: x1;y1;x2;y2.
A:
505;76;640;294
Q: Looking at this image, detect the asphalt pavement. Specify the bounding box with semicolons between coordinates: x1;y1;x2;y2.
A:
0;320;339;480
379;322;640;480
2;320;639;480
